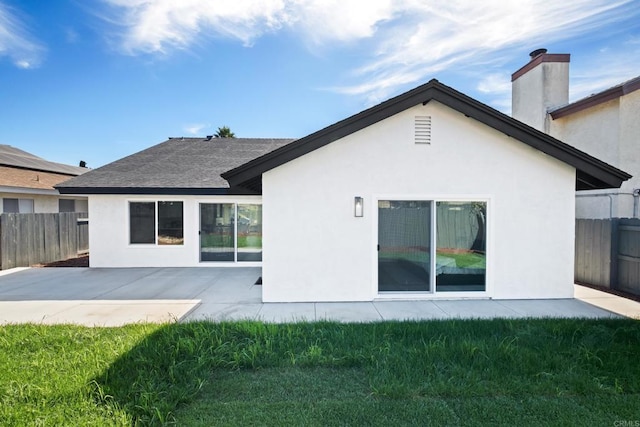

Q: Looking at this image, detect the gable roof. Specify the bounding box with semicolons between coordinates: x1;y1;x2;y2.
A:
56;137;295;195
0;144;87;176
222;79;631;192
550;75;640;119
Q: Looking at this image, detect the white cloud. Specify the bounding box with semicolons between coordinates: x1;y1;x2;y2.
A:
184;123;208;135
477;74;511;95
332;0;638;102
99;0;639;104
100;0;397;54
0;2;44;68
102;0;290;54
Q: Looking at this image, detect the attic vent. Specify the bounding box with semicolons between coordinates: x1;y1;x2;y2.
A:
415;116;431;144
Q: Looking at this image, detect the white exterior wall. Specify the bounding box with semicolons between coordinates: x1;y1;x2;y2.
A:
550;90;640;219
88;194;261;267
263;101;576;302
0;192;88;213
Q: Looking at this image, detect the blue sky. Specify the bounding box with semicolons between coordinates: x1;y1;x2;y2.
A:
1;0;639;168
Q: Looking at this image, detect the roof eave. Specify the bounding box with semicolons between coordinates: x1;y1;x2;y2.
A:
223;79;630;192
55;186;260;196
551;75;640;119
425;85;632;189
222;80;441;187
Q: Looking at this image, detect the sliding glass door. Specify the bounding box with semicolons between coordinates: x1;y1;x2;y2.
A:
200;203;262;262
435;202;486;292
378;201;431;291
200;203;235;261
378;200;486;293
237;204;262;261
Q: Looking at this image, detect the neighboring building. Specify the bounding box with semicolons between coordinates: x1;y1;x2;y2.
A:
0;145;89;213
57;80;629;302
512;49;639;219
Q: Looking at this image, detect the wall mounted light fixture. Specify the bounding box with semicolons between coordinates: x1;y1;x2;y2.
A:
354;196;363;217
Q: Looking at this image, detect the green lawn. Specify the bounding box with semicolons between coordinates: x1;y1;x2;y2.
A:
200;234;262;248
1;319;639;425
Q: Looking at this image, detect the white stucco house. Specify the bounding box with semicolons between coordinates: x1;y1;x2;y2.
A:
512;49;640;219
57;80;630;302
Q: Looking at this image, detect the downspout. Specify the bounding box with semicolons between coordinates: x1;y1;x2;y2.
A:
633;189;640;218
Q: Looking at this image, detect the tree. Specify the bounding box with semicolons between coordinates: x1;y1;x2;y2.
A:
214;126;235;138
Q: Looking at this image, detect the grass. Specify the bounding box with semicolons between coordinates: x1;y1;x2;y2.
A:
379;251;486;269
1;319;639;425
200;234;262;248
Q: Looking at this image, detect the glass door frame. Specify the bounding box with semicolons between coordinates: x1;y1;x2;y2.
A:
373;195;490;299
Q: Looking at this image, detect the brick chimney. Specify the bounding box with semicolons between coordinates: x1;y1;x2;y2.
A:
512;49;570;132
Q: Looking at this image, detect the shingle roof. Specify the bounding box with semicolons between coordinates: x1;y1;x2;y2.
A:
0;144;87;176
56;137;295;195
0;166;79;191
223;79;631;192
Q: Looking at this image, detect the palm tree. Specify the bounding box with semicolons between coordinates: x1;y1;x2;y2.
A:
214;126;235;138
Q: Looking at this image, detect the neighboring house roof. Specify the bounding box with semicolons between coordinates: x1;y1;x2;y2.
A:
56;138;295;195
550;76;640;120
222;79;631;192
0;165;79;193
0;144;87;176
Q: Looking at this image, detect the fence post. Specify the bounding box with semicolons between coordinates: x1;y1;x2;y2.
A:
610;218;619;291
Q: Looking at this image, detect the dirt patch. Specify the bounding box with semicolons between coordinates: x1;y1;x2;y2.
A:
33;255;89;268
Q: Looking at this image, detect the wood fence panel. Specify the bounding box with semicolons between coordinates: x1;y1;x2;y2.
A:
77;219;89;253
0;213;88;269
44;213;60;263
617;219;640;295
575;219;612;288
576;218;640;296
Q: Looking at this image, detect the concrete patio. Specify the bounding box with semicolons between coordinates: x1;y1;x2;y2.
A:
0;267;638;326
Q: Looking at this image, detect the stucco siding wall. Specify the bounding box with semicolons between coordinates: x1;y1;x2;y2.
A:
263;101;576;302
550;90;639;219
620;90;640;194
550;99;620;167
88;194;261;267
0;193;87;213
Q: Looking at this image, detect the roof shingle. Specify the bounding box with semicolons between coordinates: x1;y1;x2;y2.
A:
56;137;295;194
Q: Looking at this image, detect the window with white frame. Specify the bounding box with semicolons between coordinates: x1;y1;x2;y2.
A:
2;198;34;213
59;199;76;213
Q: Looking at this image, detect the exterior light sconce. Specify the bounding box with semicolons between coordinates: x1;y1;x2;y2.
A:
354;196;364;217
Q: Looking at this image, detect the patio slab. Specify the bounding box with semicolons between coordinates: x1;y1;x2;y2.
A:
187;303;263;322
373;300;449;320
574;285;640;319
316;302;383;322
257;303;317;323
0;267;636;326
0;300;199;327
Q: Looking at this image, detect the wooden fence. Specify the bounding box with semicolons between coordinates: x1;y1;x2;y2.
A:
0;212;88;270
575;218;640;296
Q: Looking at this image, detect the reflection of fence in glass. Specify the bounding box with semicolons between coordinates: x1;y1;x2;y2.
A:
436;202;486;292
199;203;262;262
